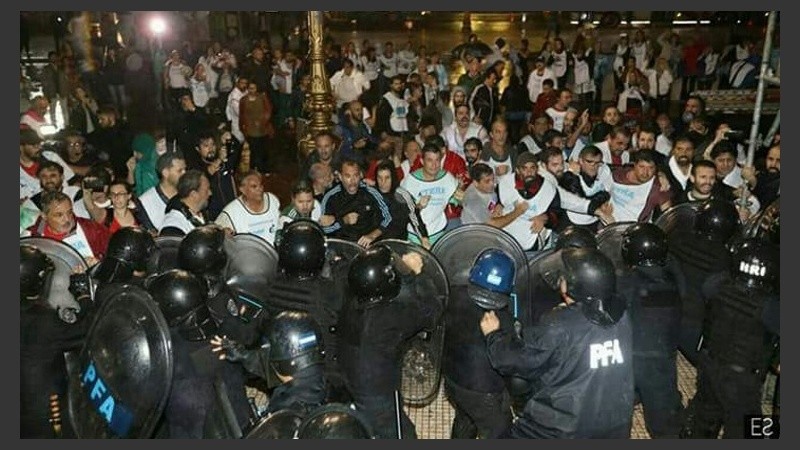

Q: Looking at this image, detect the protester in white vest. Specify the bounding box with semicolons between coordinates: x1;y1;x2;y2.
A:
20;129;74;202
160;170;211;236
139;152;186;232
610;151;672;223
215;170;281;245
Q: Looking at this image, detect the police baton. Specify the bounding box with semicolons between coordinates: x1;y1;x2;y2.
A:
395;390;403;439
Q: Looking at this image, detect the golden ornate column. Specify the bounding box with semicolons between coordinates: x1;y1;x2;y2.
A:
297;10;335;163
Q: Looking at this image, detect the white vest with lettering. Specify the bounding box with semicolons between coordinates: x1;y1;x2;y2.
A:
383;92;409;133
400;170;458;236
611;177;654;222
497;173;557;250
62;222;96;260
139;186;170;231
216;193;281;245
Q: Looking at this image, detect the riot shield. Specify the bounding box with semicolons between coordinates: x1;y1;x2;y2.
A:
297;403;375;439
323;238;364;280
655;202;702;236
743;197;779;244
378;239;449;406
432;224;530;307
524;249;562;327
224;233;279;301
596;222;637;270
245;409;304;439
149;235;183;274
20;236;92;312
66;284;172;438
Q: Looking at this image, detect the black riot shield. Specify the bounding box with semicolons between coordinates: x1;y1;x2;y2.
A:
20;236;93;313
742;197;779;244
323;238;364;280
432;224;531;308
378;239;449;406
149;235;183;274
655;202;702;236
523;249;558;327
596;222;637;269
224;233;279;301
66;284;172;438
245;409;304;439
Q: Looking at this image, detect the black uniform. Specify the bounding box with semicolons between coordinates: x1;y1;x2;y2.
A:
20;305;91;438
165;333;251;438
668;230;730;365
443;285;514;439
207;284;266;348
265;364;327;417
338;278;443;439
617;262;684;438
263;274;348;402
682;274;779;438
319;181;392;242
486;304;635;439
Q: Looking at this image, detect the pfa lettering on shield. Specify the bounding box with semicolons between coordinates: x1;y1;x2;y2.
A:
81;360;135;437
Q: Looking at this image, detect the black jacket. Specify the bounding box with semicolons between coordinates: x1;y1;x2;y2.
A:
320;181;392;242
486;305;634;438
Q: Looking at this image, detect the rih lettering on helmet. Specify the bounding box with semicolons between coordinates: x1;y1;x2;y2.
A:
739;261;767;277
589;339;624;369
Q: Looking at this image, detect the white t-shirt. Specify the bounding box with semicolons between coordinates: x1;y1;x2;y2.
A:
139;185;171;231
19;151;75;201
400;170;458;236
161;208;204;235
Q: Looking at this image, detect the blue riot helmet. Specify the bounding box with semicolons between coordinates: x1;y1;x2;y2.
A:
467;249;516;310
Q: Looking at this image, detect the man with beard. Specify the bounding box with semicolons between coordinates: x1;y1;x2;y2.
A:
559;145;613;231
516;113;552;156
442;104;489;161
496;152;560;253
674;95;706;135
741;144;780;208
661;135;695;201
375;75;409;139
562;108;591;160
139;152;186;232
187;132;236;220
309;163;335;202
610;151;672;223
87;107;134;180
337;100;377;168
461;163;528;228
595;126;631;167
23;161;81;213
401;143;459;245
673;161;719;205
226;76;249;143
635;125;667;167
320;159;392;247
301;132;341;181
463;137;484;169
20;129;74;202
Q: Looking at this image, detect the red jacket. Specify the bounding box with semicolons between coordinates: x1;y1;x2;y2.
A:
28;217;111;260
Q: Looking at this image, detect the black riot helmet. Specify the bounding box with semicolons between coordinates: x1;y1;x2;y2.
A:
730;238;779;292
268;310;324;377
347;244;403;309
20;244;55;302
694;199;739;243
556;226;598;250
245;409;304;439
147;269;217;341
278;219;327;279
94;227;157;283
540;248;624;326
621;223;668;267
177;225;228;278
297;404;374;439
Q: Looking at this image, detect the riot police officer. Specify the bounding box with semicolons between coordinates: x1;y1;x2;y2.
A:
93;226;156;287
338;244;444;439
555;225;599;250
481;247;634;438
178;225;264;346
264;219;349;402
20;245;91;438
617;223;684;438
668;199;739;365
443;249;515;439
681;238;780;438
211;310;328;418
148;269;251;438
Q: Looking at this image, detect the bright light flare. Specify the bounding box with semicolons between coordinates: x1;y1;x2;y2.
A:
149;17;166;35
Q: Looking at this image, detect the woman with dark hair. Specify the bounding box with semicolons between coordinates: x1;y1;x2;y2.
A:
374;159;429;245
96;180;153;234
